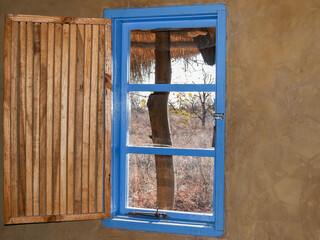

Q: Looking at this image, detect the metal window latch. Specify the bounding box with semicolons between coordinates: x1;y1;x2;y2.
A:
212;113;224;120
127;208;170;219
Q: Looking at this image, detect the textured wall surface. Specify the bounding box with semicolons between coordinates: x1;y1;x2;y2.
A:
1;0;320;239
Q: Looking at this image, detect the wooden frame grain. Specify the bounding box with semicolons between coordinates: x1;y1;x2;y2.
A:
7;14;109;25
4;15;12;224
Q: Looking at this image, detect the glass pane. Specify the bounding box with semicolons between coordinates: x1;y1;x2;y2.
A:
129;28;216;84
129;91;215;149
128;154;214;213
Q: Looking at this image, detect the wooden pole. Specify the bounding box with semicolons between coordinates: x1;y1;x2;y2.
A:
147;31;175;210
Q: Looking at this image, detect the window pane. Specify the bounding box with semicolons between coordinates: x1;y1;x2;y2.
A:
129;91;215;149
128;154;214;213
129;28;216;84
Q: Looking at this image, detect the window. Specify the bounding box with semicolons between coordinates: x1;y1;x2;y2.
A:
3;4;225;237
103;4;226;237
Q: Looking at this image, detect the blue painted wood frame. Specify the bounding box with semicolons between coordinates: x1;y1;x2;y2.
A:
104;4;226;18
126;146;215;157
214;9;226;232
127;84;216;92
104;4;226;237
121;18;216;222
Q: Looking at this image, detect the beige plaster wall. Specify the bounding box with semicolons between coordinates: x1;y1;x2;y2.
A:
0;0;319;239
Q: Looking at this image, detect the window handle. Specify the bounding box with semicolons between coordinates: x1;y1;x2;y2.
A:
212;113;224;120
127;208;170;219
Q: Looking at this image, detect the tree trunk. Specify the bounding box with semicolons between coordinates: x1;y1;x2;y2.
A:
147;31;175;210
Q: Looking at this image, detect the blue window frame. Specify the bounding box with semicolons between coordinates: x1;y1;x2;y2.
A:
103;4;226;237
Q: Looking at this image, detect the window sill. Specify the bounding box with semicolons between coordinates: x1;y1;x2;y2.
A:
102;215;223;237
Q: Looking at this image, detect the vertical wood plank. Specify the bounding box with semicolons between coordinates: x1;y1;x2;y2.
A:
4;17;12;223
19;22;27;217
82;24;92;213
89;25;98;213
39;23;48;215
104;22;112;215
96;25;105;213
46;23;54;215
53;23;62;215
25;22;33;216
74;24;84;213
10;21;19;217
67;24;77;214
60;24;69;215
33;23;41;216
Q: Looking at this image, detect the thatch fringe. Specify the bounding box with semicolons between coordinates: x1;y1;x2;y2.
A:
130;28;215;80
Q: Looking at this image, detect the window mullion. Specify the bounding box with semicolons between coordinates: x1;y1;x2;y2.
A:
127;84;216;92
126;146;215;157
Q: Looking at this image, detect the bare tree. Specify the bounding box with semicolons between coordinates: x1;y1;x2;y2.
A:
190;69;215;129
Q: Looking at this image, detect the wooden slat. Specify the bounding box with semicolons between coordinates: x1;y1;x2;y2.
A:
60;23;69;215
53;23;62;215
67;24;77;214
7;14;109;25
25;22;33;216
4;16;12;223
104;21;112;216
74;24;85;214
89;25;99;213
82;24;92;213
33;23;41;216
4;15;111;224
96;25;105;213
7;213;108;224
19;21;27;217
39;23;48;215
46;23;54;215
10;21;19;217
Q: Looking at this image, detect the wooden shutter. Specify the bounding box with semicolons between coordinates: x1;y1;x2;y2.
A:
3;14;112;224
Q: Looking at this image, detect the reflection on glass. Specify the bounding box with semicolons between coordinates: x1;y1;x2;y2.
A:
129;91;215;149
129;28;216;84
128;154;214;213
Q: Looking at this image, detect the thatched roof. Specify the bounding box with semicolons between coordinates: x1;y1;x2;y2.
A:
130;28;216;79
